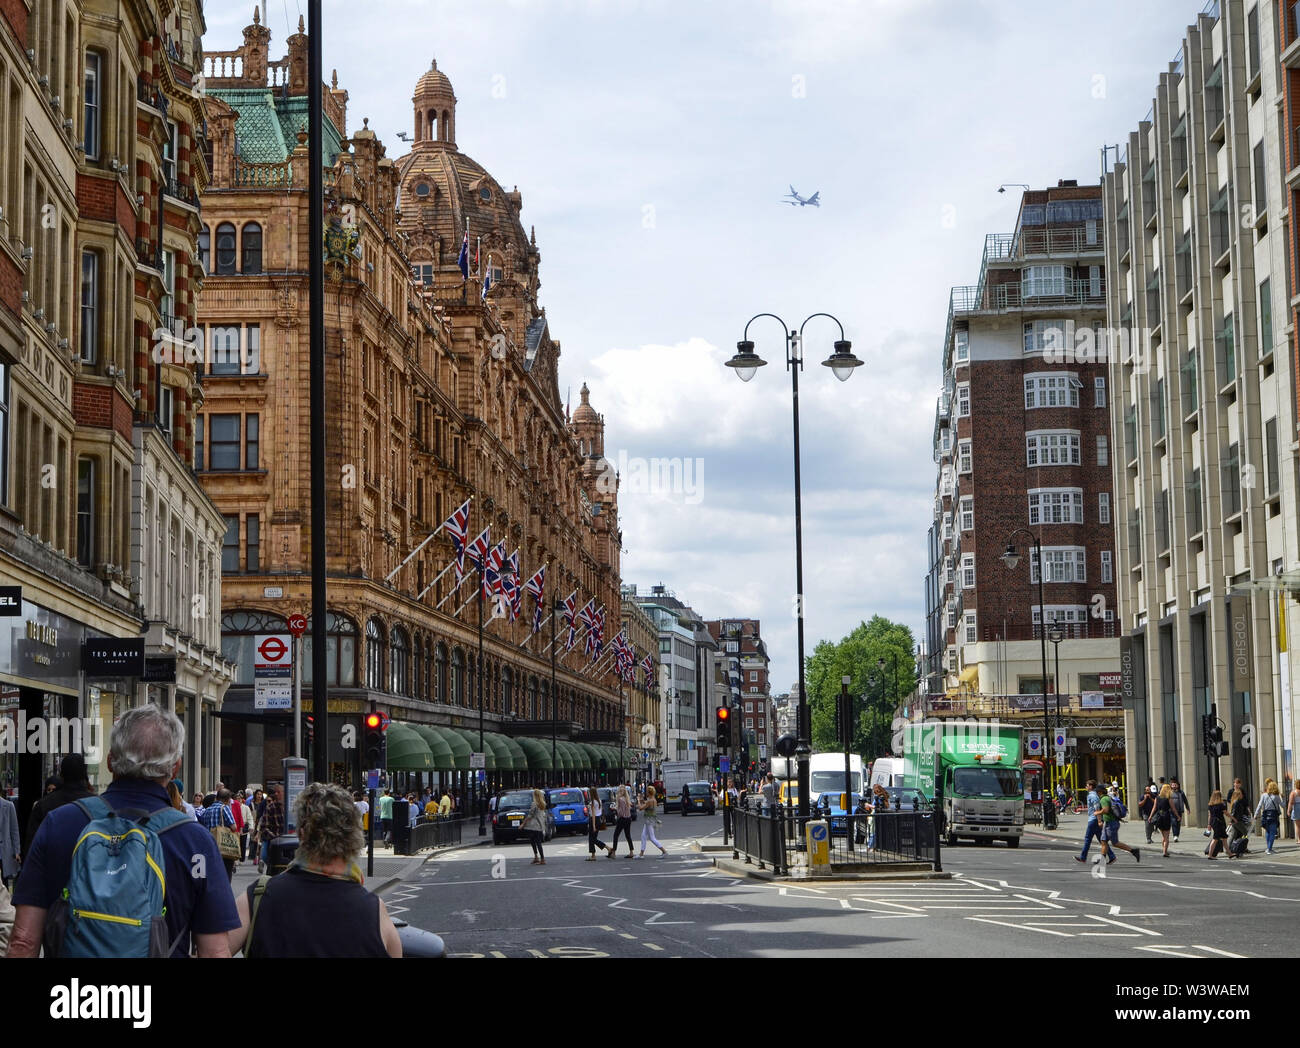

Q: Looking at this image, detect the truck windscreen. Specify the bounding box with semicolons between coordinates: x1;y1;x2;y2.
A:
952;767;1022;798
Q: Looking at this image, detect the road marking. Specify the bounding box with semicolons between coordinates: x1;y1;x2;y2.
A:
1191;944;1247;957
1086;915;1160;936
619;933;636;940
967;917;1072;936
643;942;664;951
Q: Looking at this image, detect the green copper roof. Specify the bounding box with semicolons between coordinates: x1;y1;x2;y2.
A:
210;87;343;166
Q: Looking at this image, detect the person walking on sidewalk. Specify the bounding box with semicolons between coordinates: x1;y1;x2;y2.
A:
1289;780;1300;845
523;789;548;866
1151;784;1175;857
608;785;634;859
1138;784;1156;844
1074;780;1103;864
1207;789;1228;859
1169;779;1188;842
1254;780;1284;855
637;787;667;857
1096;790;1140;865
1228;787;1251;858
585;788;610;861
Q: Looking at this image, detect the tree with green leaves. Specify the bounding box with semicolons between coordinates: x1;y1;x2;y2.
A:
807;616;916;760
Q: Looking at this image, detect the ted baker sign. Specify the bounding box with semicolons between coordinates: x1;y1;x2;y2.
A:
0;586;20;616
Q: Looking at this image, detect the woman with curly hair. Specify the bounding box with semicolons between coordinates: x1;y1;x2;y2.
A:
228;782;401;957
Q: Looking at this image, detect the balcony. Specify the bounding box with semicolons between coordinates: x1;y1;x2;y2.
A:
136;75;164;110
163;177;198;208
135;238;163;271
983;226;1105;262
980;621;1118;643
953;277;1106;314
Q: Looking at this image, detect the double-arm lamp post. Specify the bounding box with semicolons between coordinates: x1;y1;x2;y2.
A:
725;313;864;822
999;529;1056;830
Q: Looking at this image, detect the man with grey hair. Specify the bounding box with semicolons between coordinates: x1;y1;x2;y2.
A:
8;704;240;957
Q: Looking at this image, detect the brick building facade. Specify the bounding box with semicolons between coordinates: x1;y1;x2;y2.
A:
197;15;629;788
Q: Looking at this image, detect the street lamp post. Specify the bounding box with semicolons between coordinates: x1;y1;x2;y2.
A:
1048;618;1065;800
726;313;863;824
477;564;486;837
999;529;1057;830
550;595;561;788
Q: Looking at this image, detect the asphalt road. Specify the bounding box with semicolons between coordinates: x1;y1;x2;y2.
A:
388;811;1300;959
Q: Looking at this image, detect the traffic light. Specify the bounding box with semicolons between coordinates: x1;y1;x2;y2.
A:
599;759;608;781
364;710;387;769
1201;712;1228;758
304;715;315;748
716;706;731;750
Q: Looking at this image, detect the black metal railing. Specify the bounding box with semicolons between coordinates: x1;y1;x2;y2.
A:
730;805;787;875
164;177;198;207
397;816;465;855
730;805;938;872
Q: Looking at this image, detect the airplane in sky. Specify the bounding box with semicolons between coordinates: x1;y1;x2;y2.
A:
781;185;820;207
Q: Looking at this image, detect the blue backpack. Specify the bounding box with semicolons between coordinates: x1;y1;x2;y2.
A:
45;797;193;958
1111;798;1128;820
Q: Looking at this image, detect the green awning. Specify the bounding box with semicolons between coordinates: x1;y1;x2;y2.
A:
550;741;574;772
405;724;455;771
577;743;606;770
384;723;433;771
492;733;528;770
449;727;495;771
432;727;472;771
481;733;515;771
515;737;554;772
558;741;586;771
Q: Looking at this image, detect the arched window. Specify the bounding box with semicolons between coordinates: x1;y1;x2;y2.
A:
451;648;464;705
220;610;288;685
366;619;386;690
540;680;550;720
300;612;359;687
390;626;410;696
412;636;423;699
502;666;513;716
241;222;263;274
215;223;236;274
436;643;448;704
528;677;537;720
198;225;210;273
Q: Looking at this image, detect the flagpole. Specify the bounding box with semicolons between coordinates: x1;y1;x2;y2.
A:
476;562;486;837
520;611;553;648
435;570;468;609
416;558;456;602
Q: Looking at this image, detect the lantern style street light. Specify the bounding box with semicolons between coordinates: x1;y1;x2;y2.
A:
1000;529;1057;830
726;313;862;823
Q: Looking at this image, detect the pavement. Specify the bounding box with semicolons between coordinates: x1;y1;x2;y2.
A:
1025;809;1300;865
230;824;499;899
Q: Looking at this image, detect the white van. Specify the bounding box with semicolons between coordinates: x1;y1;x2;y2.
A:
870;758;905;790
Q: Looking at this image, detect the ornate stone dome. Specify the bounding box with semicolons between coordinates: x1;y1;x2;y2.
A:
397;57;539;309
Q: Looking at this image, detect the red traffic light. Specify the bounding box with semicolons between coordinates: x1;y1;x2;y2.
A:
365;713;382;730
716;706;730;722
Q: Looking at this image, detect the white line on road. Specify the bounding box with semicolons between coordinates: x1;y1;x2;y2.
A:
967;917;1072;936
1190;944;1247;957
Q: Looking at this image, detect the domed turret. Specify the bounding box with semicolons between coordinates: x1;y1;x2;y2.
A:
413;58;456;147
572;383;603;458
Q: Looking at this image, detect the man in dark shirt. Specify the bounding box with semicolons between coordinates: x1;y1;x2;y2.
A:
23;756;94;854
257;782;286;872
7;704;239;958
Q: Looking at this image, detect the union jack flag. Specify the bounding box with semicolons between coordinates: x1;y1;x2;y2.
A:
525;565;546;633
437;499;471;579
563;590;579;650
464;527;491;574
641;653;655;690
483;542;507;602
612;631;633;680
590;605;606;662
578;600;597;656
503;548;522;621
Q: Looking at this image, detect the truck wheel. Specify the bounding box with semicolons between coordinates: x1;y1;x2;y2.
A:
1006;836;1021;848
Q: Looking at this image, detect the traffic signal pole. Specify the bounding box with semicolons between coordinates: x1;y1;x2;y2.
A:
367;700;376;878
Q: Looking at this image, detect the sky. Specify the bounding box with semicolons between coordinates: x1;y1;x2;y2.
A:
208;0;1205;692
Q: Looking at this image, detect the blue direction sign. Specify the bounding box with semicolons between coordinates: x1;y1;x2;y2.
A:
720;757;730;773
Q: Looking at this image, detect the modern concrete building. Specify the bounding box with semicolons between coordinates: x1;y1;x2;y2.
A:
1101;0;1297;811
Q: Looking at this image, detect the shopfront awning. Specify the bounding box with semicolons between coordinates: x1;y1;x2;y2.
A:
432;727;472;771
405;724;455;771
481;733;515;771
384;723;434;771
448;727;495;770
514;737;554;772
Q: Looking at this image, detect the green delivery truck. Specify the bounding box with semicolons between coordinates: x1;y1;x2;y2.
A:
901;721;1024;848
